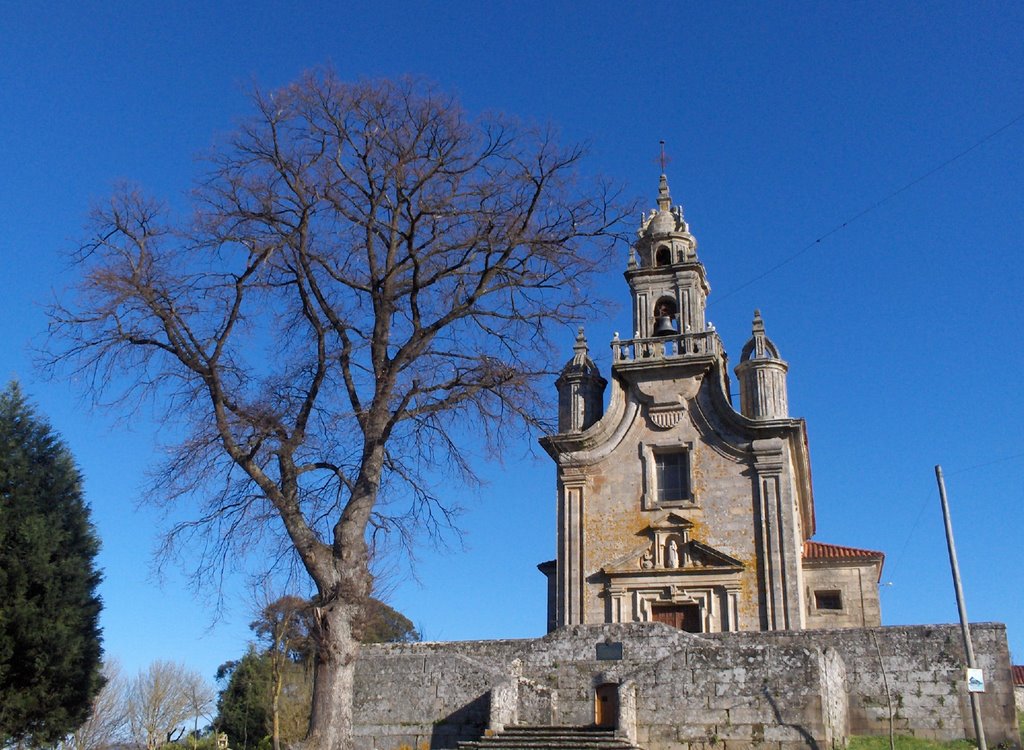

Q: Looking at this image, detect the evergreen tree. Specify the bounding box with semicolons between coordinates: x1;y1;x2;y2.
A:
356;598;420;645
214;649;272;750
0;382;104;746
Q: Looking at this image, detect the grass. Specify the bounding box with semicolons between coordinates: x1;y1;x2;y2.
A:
849;736;977;750
849;713;1024;750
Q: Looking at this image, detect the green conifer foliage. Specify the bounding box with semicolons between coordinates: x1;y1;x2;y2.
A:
214;649;273;750
0;382;104;746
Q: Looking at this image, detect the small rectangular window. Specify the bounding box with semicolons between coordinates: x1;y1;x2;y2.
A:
814;590;843;611
655;451;690;504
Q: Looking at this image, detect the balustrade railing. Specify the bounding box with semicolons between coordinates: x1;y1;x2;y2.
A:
612;329;721;362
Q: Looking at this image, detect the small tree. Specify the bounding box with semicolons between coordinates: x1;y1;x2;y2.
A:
127;661;213;750
185;672;216;750
251;596;313;750
0;382;104;747
57;660;129;750
356;598;420;644
48;71;627;749
220;594;417;750
215;650;272;750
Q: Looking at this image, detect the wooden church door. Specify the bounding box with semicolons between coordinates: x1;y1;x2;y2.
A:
595;683;618;727
652;603;702;633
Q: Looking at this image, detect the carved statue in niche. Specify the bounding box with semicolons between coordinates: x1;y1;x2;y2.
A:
640;547;654;570
665;539;680;569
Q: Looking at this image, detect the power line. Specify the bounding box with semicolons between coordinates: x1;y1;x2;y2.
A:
883;487;932;583
945;451;1024;476
880;451;1024;580
711;111;1024;308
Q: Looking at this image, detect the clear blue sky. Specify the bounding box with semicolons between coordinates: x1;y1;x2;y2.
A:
2;1;1022;690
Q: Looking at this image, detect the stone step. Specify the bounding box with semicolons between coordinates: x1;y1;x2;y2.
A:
501;726;615;732
461;742;631;747
495;729;614;733
459;743;634;750
488;735;621;738
458;725;641;750
457;743;635;750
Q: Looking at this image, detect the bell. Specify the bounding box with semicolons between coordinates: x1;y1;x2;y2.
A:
653;316;676;337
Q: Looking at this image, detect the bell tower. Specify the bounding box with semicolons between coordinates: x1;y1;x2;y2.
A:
542;165;883;637
625;174;709;338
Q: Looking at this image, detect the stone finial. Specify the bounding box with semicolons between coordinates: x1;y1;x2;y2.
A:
644;172;689;237
657;173;672;211
571;327;589;363
558;327;601;378
735;310;789;419
555;327;607;433
742;309;781;361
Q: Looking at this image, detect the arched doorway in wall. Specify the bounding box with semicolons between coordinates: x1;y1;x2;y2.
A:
594;683;618;728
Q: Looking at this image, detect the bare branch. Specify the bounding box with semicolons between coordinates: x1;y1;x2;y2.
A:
44;69;634;749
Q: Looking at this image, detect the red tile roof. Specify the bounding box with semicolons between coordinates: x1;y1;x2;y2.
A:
803;540;885;562
1012;665;1024;687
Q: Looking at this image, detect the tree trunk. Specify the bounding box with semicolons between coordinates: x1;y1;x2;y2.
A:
306;597;362;750
303;440;379;749
272;661;282;750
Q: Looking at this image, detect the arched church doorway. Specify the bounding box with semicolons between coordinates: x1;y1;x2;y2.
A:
594;683;618;728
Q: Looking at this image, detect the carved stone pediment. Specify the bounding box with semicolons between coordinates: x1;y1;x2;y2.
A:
647;512;692;532
599;516;744;576
681;540;744;570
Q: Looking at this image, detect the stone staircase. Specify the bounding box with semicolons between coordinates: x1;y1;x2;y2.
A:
458;725;642;750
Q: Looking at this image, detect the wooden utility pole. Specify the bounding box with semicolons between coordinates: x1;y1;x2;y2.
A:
934;465;987;750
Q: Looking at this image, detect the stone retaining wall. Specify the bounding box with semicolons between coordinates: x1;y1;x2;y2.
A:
706;624;1017;746
352;623;1018;750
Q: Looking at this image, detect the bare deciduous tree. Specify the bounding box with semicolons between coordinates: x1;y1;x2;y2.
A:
47;71;628;749
58;661;129;750
126;661;213;750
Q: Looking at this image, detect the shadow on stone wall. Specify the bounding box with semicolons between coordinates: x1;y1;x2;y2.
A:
430;692;490;750
764;687;820;750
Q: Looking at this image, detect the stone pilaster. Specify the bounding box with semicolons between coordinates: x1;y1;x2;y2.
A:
752;438;803;629
557;476;587;625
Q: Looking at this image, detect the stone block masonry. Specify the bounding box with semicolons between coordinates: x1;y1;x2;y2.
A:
352;623;1019;750
707;624;1018;746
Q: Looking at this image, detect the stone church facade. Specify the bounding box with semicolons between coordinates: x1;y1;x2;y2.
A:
351;176;1018;750
539;174;883;635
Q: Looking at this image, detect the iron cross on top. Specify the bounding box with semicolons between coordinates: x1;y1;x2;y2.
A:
658;140;671;172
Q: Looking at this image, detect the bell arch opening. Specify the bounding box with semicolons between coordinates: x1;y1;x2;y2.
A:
652;296;678;337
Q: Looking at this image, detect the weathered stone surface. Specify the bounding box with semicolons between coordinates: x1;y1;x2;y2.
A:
353;181;1019;750
704;623;1018;747
352;622;1019;750
541;175;881;637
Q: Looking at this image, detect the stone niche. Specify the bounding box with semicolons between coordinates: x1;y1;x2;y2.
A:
598;513;744;632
